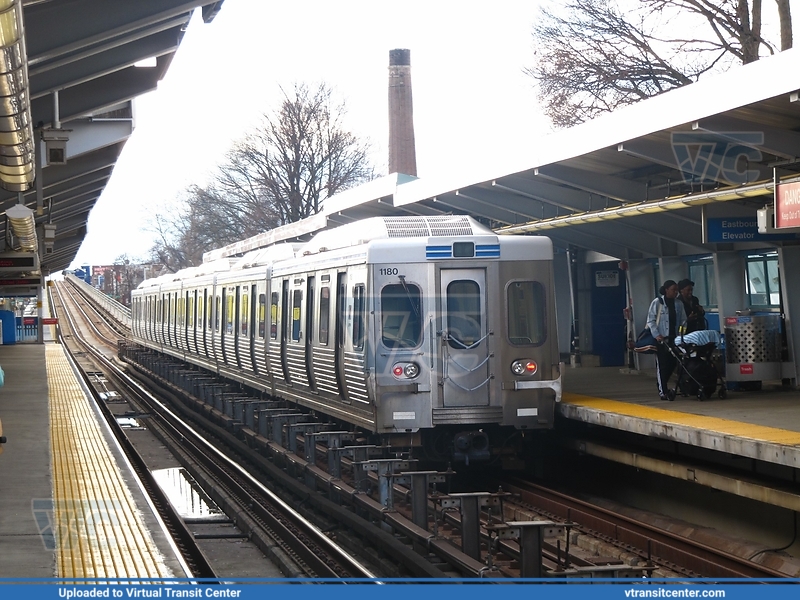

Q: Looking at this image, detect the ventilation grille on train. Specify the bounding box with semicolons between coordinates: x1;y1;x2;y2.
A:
384;216;474;238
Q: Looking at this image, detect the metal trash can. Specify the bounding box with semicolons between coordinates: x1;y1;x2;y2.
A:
724;314;782;382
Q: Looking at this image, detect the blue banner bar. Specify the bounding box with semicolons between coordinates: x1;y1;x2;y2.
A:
1;580;799;600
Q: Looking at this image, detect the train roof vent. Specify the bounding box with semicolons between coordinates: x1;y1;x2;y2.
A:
236;243;300;268
384;216;477;237
193;259;232;276
301;215;493;255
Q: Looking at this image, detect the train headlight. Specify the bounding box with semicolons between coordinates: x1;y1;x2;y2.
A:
392;362;420;379
511;359;537;376
404;363;420;378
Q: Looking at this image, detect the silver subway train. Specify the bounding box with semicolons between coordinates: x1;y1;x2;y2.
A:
129;216;562;462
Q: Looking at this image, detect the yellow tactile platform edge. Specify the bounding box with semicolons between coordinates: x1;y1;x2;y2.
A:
47;344;172;578
563;393;800;446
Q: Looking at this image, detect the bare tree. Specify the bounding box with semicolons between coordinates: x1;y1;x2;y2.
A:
219;82;375;225
528;0;793;127
149;83;374;269
148;193;225;272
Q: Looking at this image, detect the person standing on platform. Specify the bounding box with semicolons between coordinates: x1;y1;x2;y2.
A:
677;279;705;334
647;280;686;401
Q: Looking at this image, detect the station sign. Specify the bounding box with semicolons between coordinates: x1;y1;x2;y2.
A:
41;318;58;325
0;278;41;286
0;252;37;271
775;181;800;229
705;218;800;243
594;270;619;287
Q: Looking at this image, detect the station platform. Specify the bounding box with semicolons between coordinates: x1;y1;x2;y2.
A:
561;366;800;471
0;342;184;578
3;336;800;578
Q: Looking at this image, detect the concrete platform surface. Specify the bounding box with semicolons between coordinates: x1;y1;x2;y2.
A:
561;366;800;468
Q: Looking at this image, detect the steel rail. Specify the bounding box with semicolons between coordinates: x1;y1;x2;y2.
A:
503;478;787;579
55;281;378;581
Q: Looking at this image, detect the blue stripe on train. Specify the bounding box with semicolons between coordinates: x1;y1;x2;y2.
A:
426;244;500;259
426;245;452;259
475;244;500;257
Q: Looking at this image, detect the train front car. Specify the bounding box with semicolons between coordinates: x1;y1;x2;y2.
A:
365;216;561;465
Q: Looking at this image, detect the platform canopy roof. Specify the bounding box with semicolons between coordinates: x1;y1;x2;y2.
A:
0;0;224;296
210;47;800;264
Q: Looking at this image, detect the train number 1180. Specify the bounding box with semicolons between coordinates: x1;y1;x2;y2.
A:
379;267;399;276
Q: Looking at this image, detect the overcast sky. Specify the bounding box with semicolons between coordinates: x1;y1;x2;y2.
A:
71;0;550;268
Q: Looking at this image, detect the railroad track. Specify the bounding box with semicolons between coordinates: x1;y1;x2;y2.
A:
52;281;377;579
494;478;788;579
59;278;794;580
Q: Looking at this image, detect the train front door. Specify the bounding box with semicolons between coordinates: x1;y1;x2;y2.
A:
440;269;490;407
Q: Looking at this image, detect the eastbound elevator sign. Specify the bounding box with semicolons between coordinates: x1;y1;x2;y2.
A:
706;217;800;242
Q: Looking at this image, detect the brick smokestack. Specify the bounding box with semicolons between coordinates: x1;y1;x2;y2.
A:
388;49;417;176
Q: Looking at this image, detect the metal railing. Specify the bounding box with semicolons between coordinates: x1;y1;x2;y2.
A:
64;273;131;330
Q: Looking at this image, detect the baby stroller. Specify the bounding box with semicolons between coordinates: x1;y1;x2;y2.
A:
667;330;727;401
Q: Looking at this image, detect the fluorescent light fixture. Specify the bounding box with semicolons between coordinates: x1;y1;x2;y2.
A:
6;202;36;251
0;0;33;191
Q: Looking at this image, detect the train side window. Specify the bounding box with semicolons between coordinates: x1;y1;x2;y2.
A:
353;284;365;350
197;295;204;330
241;291;249;335
381;283;422;349
319;287;330;345
270;292;279;339
446;280;481;349
507;281;546;346
291;290;302;341
258;293;266;338
214;295;221;332
225;292;235;334
188;293;194;327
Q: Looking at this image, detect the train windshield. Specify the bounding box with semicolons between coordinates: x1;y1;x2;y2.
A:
507;281;546;346
446;280;482;349
381;283;422;349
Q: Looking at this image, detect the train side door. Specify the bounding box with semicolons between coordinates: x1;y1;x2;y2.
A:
280;279;291;383
197;290;205;355
249;283;259;374
440;269;490;407
185;290;192;351
211;287;221;361
234;284;243;369
305;276;316;390
334;272;349;402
